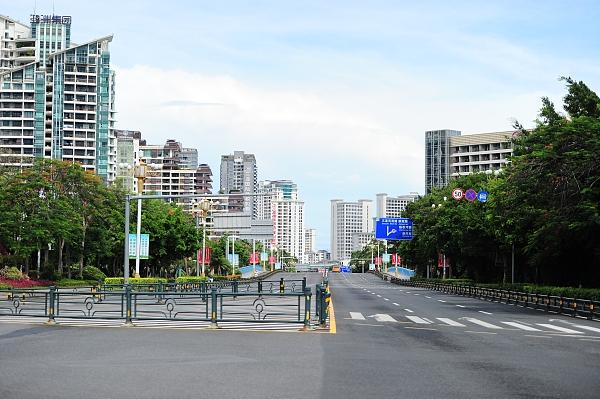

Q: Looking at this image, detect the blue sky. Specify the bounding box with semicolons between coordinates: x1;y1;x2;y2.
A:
4;1;600;250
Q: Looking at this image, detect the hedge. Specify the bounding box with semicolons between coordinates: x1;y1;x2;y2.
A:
82;266;107;282
104;277;168;285
175;276;208;283
57;279;99;287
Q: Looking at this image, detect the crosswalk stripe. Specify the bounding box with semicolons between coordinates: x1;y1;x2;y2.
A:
371;314;397;322
571;324;600;334
349;312;365;320
437;300;446;303
537;324;584;334
437;318;466;327
501;322;541;331
478;311;493;315
404;309;414;313
464;318;503;329
406;315;430;324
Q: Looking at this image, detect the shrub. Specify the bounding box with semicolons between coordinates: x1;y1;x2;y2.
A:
175;276;208;283
0;266;27;280
0;277;52;288
0;283;9;290
57;279;99;287
82;266;107;282
104;277;168;285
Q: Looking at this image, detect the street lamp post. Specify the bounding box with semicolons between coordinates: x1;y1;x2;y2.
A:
432;196;448;279
133;161;147;279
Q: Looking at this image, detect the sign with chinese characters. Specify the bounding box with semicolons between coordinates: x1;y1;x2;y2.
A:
128;234;149;259
30;15;72;25
375;218;414;240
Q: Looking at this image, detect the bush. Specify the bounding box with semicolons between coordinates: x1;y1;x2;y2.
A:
57;279;99;287
82;266;107;282
0;276;52;288
175;276;208;283
104;277;168;285
0;266;27;280
0;283;9;289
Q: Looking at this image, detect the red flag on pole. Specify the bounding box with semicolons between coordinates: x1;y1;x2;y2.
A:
198;248;211;264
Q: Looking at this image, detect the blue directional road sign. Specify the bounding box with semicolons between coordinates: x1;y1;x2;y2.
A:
477;190;489;203
375;218;413;240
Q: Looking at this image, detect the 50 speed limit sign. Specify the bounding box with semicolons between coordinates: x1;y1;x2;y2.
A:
452;188;464;201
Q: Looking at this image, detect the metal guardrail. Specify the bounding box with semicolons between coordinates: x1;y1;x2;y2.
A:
390;279;599;321
0;280;312;328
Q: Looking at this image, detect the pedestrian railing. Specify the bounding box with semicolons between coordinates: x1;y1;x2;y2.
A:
390;278;599;321
315;279;331;327
0;280;313;328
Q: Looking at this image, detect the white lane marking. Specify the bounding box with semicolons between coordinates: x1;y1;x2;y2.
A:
524;335;552;339
464;318;503;329
413;293;420;296
405;326;438;331
384;298;390;301
570;324;600;334
393;303;399;306
437;318;466;327
425;296;432;299
371;292;376;295
349;312;365;320
355;323;384;327
537;324;584;334
405;316;430;324
363;288;367;291
438;300;446;303
579;338;600;342
478;311;493;315
456;305;466;308
369;314;397;322
466;331;497;335
501;322;541;331
404;309;414;313
376;295;382;298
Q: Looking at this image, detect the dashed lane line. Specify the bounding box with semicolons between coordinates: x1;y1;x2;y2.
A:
404;309;414;313
478;311;493;315
501;322;541;331
537;324;584;334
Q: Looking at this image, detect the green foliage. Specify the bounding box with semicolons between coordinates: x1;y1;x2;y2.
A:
175;276;208;283
57;279;99;287
104;277;168;285
0;283;9;289
399;78;600;287
0;266;26;280
82;266;107;282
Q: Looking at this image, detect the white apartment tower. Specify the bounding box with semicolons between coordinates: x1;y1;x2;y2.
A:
0;14;117;183
376;193;419;218
257;180;305;261
220;151;257;216
331;199;373;262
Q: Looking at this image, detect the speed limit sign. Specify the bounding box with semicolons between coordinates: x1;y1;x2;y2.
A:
452;188;464;201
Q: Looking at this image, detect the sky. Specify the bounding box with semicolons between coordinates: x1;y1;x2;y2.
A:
4;0;600;250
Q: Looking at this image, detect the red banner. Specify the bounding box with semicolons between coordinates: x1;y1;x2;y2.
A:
198;248;211;264
250;252;259;264
269;256;276;265
375;256;382;266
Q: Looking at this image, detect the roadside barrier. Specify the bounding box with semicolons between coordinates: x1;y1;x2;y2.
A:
388;278;599;321
0;277;312;327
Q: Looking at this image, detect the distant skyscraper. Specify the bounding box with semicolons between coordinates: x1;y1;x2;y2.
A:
330;199;373;262
257;180;305;261
0;14;116;183
220;151;257;216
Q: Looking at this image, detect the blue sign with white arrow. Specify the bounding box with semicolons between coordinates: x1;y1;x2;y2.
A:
375;218;413;240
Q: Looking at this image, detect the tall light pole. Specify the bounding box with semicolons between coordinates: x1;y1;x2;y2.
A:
133;161;147;279
431;196;448;279
198;199;213;277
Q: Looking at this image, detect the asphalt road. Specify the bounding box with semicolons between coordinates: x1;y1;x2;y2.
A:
1;272;599;399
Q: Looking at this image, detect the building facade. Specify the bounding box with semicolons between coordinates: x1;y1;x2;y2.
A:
425;129;514;193
449;131;513;177
352;232;374;252
0;14;117;182
115;129;141;192
425;129;461;194
375;193;419;218
219;151;257;216
256;180;305;261
330;199;373;262
304;228;316;262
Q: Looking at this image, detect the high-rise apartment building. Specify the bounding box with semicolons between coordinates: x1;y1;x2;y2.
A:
330;199;373;261
425;129;461;194
0;14;116;182
139;139;212;207
425;129;514;193
257;180;305;261
376;193;419;218
220;151;257;216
